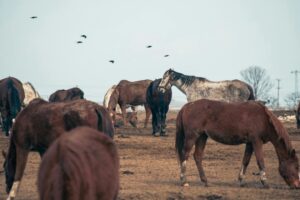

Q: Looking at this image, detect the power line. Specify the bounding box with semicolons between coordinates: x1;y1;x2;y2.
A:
291;70;300;96
276;79;280;108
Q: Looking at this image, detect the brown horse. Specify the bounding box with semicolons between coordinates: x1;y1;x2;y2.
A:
176;99;300;189
38;127;119;200
0;77;25;136
108;79;152;128
146;79;172;136
4;98;114;199
49;87;84;102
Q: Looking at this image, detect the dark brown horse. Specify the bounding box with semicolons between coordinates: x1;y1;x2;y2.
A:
176;99;300;189
108;79;152;128
4;98;114;199
0;77;25;136
49;87;84;102
38;127;119;200
296;102;300;129
146;79;172;136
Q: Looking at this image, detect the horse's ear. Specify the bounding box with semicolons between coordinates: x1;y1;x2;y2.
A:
2;150;7;158
289;149;296;158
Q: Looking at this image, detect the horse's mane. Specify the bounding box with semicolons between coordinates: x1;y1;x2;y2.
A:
255;102;293;151
23;82;41;98
170;69;207;86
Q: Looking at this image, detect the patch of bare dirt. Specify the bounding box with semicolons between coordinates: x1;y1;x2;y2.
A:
0;110;300;199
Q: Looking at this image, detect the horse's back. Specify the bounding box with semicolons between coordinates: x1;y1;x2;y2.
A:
49;87;84;102
38;127;119;200
179;99;274;144
13;99;114;150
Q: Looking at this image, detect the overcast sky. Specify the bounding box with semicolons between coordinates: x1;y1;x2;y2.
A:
1;0;300;106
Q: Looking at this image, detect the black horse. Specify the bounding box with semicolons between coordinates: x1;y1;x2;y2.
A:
0;77;25;136
146;79;172;136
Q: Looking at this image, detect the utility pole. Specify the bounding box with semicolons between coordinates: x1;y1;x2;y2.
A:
276;79;280;108
291;70;300;96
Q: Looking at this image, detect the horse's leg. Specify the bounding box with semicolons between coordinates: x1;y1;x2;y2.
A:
120;105;127;126
194;134;208;186
238;143;253;186
253;141;268;188
179;134;196;187
160;106;168;136
7;146;29;200
144;104;151;128
151;108;158;135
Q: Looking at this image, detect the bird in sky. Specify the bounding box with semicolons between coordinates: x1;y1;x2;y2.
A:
109;60;115;64
146;45;152;48
77;41;83;44
31;16;38;19
164;54;170;57
81;35;87;39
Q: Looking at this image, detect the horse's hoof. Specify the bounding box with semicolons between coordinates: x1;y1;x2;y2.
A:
261;181;270;189
182;182;189;187
152;133;159;137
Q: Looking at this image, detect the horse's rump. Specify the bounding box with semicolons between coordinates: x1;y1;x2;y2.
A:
49;87;84;102
38;127;119;200
0;77;25;135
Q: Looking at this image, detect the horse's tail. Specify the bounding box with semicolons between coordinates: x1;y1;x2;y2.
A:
5;137;17;193
95;108;114;138
7;79;22;117
175;108;185;162
246;84;255;100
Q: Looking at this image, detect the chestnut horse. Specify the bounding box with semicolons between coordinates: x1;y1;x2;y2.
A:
108;79;152;128
146;79;172;136
4;99;114;199
49;87;84;102
176;99;300;189
0;77;25;136
38;127;119;200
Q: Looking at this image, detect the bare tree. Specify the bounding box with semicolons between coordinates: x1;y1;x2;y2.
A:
240;66;273;100
284;92;300;109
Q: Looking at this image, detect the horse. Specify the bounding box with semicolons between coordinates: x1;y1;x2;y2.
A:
158;69;255;102
296;102;300;129
103;85;137;128
38;127;119;200
146;79;172;136
114;112;138;128
49;87;84;102
3;98;114;199
108;79;152;128
0;77;25;136
22;82;41;106
176;99;300;189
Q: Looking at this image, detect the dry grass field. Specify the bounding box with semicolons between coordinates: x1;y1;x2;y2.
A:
0;110;300;200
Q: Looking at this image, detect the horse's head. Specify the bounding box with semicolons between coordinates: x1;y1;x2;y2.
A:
128;112;138;128
158;69;173;93
279;149;300;189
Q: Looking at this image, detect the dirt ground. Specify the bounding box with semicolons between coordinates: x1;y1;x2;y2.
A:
1;110;300;200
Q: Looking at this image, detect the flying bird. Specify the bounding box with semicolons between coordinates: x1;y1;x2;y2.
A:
109;60;115;64
77;41;83;44
31;16;38;19
81;35;87;39
164;55;170;57
146;45;152;48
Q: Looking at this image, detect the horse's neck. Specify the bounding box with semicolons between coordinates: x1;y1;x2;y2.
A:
172;79;188;95
270;135;292;162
